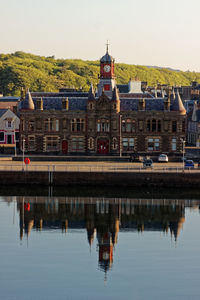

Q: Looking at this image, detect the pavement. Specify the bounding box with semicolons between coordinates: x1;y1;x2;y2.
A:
0;157;191;172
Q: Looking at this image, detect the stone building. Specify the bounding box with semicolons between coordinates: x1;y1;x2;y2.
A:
187;101;200;146
19;48;186;156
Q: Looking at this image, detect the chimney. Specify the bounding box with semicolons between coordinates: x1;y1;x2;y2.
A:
138;98;145;111
62;97;69;110
36;97;43;110
164;98;170;111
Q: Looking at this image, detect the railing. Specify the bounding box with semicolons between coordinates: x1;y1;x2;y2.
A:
0;164;199;173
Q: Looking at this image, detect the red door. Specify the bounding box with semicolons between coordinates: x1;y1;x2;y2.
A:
97;140;109;154
62;140;68;154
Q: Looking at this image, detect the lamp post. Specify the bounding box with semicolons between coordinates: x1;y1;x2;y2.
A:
119;114;122;157
22;138;25;171
13;117;17;157
181;138;185;169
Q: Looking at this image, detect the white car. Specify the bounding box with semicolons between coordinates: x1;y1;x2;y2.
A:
158;154;168;162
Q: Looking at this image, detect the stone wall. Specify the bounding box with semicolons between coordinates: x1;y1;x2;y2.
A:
0;170;199;187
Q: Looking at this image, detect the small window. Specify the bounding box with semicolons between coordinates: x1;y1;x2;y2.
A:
152;119;156;132
15;132;19;141
157;120;161;132
7;121;12;128
139;120;143;131
0;132;4;141
172;121;177;133
172;138;176;151
182;120;185;133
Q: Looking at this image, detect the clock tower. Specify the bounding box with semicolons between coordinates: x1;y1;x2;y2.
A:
97;42;117;99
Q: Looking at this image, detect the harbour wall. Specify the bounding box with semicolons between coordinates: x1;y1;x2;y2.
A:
0;170;199;187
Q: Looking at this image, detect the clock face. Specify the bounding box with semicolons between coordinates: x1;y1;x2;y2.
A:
104;65;111;72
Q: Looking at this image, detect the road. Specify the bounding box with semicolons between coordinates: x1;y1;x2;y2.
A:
0;159;197;172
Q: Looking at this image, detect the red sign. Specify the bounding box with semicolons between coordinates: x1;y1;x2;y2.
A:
24;157;30;165
24;203;30;211
104;84;110;91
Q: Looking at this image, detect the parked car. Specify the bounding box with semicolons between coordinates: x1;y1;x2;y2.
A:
143;159;153;169
184;160;195;169
158;154;168;162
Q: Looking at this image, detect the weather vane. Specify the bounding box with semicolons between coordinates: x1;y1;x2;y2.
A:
106;40;110;53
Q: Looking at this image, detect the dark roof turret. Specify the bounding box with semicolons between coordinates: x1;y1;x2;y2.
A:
111;86;120;101
21;89;35;110
88;84;96;101
171;90;186;114
100;43;114;63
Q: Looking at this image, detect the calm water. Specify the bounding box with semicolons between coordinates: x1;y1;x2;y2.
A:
0;196;200;300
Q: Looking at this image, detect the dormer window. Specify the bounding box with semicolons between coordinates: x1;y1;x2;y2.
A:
5;119;13;129
7;121;12;128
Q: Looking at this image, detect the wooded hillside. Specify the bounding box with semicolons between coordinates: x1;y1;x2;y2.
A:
0;51;199;95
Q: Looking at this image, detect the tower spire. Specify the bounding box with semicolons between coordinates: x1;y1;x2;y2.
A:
106;40;109;53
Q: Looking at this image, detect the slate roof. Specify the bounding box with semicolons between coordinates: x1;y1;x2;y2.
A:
100;51;114;63
196;110;200;122
117;84;129;93
32;97;88;111
120;98;165;111
193;84;200;90
120;93;153;98
0;97;20;102
19;91;185;113
31;92;88;98
0;109;7;117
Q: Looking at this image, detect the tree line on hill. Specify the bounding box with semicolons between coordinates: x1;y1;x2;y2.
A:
0;51;199;96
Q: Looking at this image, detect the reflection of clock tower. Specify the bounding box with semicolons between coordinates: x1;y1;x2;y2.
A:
97;43;117;99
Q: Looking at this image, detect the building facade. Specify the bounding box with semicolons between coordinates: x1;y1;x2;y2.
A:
0;109;20;153
19;49;186;156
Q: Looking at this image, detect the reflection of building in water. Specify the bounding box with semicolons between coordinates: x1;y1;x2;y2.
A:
17;197;186;275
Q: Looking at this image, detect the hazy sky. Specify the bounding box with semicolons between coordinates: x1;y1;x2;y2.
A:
0;0;200;71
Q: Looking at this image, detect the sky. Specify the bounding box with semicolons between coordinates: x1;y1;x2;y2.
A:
0;0;200;71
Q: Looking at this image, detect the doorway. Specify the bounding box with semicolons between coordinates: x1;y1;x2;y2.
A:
7;135;12;144
62;140;68;154
97;139;109;154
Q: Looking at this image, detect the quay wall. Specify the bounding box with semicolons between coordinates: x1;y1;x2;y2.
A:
0;170;199;187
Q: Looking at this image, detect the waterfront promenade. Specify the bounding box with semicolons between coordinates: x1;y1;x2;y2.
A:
0;156;199;188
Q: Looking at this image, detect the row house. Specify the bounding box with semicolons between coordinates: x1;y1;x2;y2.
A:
0;109;20;153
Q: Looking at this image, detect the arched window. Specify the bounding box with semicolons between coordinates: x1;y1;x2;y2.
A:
157;120;161;132
28;120;34;132
126;119;132;132
182;120;185;132
152;119;156;132
147;120;151;132
172;121;177;133
71;119;75;132
122;120;126;132
122;119;136;133
172;138;176;151
112;137;117;150
71;119;85;132
44;118;59;131
132;120;136;132
96;119;110;132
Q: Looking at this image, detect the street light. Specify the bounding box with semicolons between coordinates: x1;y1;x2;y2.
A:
181;138;185;169
12;117;17;157
22;138;25;171
119;114;122;157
